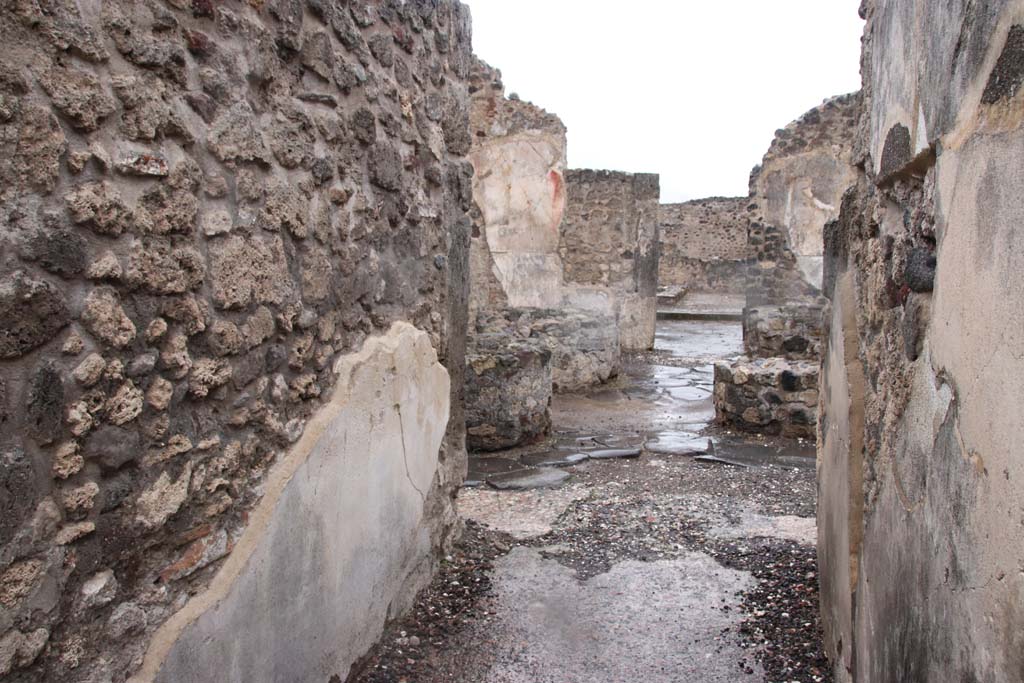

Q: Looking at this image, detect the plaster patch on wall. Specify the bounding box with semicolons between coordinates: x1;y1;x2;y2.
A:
132;323;451;683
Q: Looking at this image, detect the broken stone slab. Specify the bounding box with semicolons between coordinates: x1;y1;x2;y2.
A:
486;468;571;491
694;454;749;468
519;451;590;468
586;448;641;460
644;431;711;456
557;433;645;452
466;457;529;487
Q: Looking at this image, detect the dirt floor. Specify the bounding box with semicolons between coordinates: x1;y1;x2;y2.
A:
350;320;830;683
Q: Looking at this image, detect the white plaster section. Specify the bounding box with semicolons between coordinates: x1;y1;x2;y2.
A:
932;127;1024;592
131;323;451;683
758;153;857;291
470;131;567;309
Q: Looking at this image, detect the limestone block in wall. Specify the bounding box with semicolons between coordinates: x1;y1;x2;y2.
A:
465;336;552;452
134;324;451;683
713;357;818;439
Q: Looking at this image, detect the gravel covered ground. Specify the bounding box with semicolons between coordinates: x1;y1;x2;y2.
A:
350;454;830;683
351;321;831;683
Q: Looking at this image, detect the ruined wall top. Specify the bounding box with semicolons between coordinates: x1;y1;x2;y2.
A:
746;92;861;304
565;169;661;201
751;92;861;189
469;57;566;139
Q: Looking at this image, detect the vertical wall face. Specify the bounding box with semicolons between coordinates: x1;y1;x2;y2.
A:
748;94;860;306
819;2;1024;681
657;198;751;294
561;170;661;351
0;1;473;681
467;60;567;315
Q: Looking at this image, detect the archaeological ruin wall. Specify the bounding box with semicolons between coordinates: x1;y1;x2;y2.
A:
467;58;566;316
463;61;631;451
561;169;660;351
819;2;1024;681
0;1;474;681
713;97;858;441
658;197;750;295
747;93;860;307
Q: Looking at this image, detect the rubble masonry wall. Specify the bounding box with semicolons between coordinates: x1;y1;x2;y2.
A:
0;1;473;680
658;197;750;294
561;169;660;351
747;94;860;306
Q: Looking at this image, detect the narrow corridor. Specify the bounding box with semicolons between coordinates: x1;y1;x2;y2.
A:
352;320;827;683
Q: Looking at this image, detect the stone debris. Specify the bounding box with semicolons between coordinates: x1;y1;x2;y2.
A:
485;468;571;491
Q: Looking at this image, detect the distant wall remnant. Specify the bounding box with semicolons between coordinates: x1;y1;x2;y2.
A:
468;59;567;316
819;2;1024;681
658;198;750;294
463;61;632;451
0;1;474;680
747;94;860;306
561;170;660;351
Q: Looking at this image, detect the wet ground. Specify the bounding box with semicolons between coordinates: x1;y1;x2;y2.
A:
351;320;829;683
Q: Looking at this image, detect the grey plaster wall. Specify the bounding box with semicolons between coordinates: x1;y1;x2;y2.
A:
819;2;1024;680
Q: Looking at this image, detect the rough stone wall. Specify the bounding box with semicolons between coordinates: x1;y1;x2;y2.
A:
467;58;566;317
473;308;619;393
561;169;660;350
464;335;551;453
713;357;818;439
658;197;750;294
747;94;860;306
0;1;473;681
819;2;1024;681
743;303;824;360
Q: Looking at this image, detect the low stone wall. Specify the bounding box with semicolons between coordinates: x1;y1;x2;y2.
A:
658;198;750;294
464;336;552;452
743;303;824;360
713;358;818;439
561;170;660;351
474;308;620;393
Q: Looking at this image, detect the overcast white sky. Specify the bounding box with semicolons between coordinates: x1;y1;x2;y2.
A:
463;1;865;202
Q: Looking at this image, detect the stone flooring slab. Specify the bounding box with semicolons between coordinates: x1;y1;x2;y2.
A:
487;468;571;491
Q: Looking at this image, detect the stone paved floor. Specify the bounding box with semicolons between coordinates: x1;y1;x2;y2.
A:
351;321;829;683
